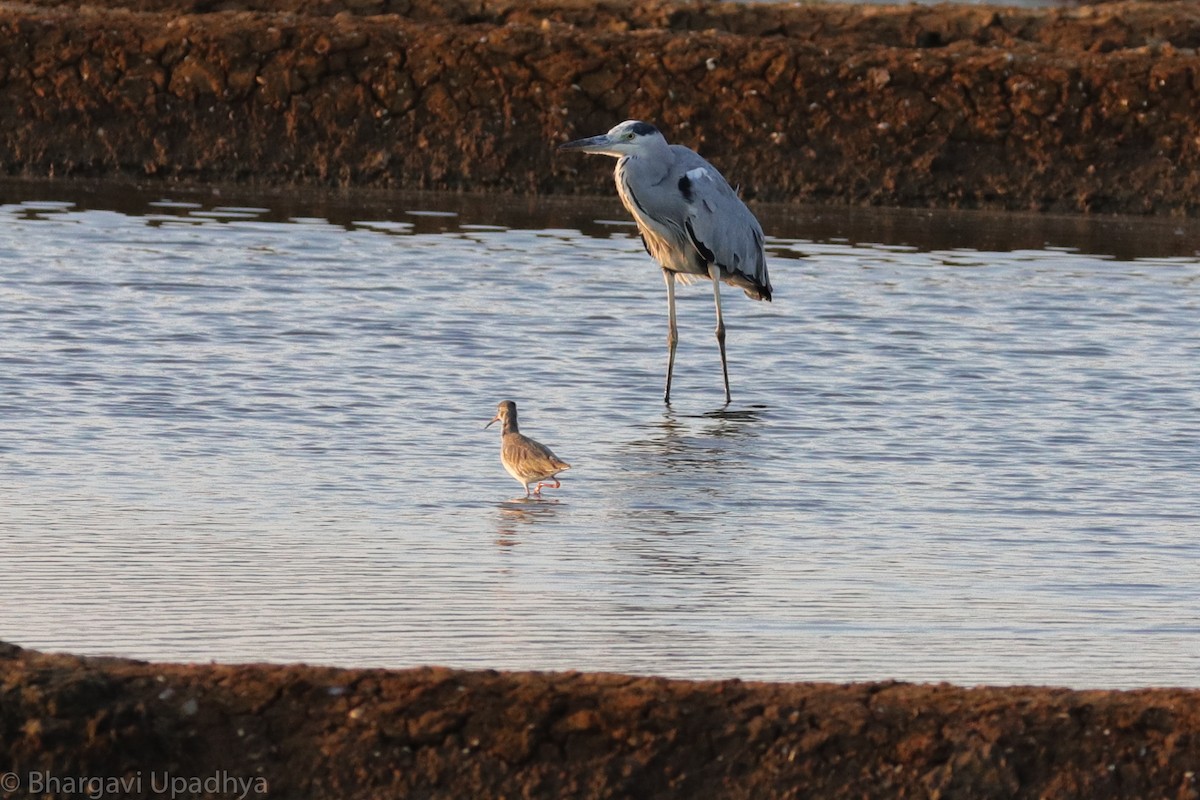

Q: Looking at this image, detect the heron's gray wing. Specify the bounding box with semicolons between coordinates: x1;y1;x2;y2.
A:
671;147;772;300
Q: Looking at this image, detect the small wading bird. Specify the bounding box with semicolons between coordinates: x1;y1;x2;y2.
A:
485;400;571;498
558;120;772;404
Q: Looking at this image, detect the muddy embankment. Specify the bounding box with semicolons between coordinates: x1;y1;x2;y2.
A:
2;642;1199;799
3;0;1200;213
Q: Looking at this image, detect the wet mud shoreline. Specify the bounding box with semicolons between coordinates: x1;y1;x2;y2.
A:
3;642;1200;799
3;0;1200;213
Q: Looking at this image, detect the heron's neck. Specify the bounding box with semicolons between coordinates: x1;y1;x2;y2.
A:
502;418;519;435
617;152;670;185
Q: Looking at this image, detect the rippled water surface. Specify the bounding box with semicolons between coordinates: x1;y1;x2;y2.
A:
2;180;1198;688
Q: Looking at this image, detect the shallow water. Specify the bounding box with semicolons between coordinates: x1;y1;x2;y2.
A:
2;180;1198;688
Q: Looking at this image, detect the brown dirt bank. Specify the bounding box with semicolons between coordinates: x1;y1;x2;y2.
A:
3;642;1200;799
3;1;1200;213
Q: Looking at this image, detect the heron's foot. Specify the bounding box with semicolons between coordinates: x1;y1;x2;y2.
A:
535;479;561;493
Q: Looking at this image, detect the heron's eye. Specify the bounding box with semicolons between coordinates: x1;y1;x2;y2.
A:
625;133;634;140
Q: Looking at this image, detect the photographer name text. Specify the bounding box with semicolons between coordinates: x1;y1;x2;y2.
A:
1;769;268;799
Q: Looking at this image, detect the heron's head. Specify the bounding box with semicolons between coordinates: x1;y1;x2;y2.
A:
558;120;666;158
485;400;518;430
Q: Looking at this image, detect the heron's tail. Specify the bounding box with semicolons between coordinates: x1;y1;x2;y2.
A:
745;283;773;302
726;271;772;302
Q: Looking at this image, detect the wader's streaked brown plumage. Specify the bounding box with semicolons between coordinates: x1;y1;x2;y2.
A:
485;401;571;498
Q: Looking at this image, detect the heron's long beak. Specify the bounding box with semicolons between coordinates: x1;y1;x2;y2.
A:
485;415;500;429
557;133;614;154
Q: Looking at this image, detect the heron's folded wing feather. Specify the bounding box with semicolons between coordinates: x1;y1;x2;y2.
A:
671;148;772;300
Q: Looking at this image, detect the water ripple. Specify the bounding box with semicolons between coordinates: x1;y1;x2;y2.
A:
1;186;1198;688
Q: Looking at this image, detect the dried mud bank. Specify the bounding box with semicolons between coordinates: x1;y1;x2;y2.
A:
3;0;1200;213
3;643;1200;800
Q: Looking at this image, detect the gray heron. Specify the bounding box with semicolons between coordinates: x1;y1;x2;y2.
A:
558;120;772;404
486;400;571;498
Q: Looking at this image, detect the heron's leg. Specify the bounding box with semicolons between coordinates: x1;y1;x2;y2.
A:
708;263;731;403
663;269;678;404
535;478;561;492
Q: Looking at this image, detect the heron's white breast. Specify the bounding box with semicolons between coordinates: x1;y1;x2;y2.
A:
615;158;702;275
